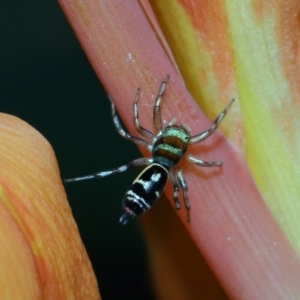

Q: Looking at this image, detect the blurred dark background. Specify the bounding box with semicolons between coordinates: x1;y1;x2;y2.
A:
0;2;155;299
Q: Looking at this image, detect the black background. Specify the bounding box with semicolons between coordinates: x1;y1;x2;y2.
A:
1;1;155;299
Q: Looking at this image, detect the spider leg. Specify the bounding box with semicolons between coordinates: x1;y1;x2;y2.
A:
133;87;154;139
176;168;191;222
153;75;170;131
185;154;222;167
189;99;234;145
64;157;153;183
108;95;150;147
169;169;181;210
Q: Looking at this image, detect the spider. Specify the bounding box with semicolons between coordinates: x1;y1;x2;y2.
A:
64;76;234;224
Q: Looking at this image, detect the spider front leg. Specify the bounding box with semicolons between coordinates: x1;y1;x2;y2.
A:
189;99;235;145
108;95;150;147
133;87;154;139
185;154;222;167
153;75;170;131
64;158;153;183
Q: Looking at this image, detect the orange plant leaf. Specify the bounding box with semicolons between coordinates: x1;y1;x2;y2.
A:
0;113;100;299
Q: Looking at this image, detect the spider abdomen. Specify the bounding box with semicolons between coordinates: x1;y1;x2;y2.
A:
120;163;168;225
